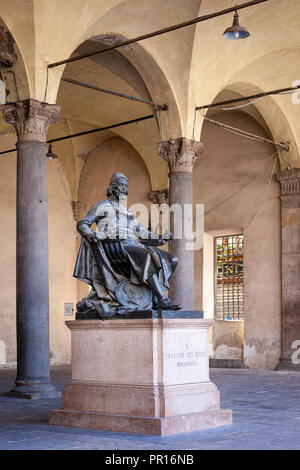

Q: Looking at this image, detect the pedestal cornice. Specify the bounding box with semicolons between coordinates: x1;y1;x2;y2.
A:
66;318;214;331
157;137;204;173
2;99;60;142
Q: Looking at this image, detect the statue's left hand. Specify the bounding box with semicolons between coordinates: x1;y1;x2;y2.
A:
162;230;174;240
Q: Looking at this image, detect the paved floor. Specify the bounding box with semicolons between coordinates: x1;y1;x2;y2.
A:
0;366;299;450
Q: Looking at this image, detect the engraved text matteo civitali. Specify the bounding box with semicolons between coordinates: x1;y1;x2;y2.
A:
165;350;207;367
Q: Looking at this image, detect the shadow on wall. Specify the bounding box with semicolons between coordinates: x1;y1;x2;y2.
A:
48;158;77;365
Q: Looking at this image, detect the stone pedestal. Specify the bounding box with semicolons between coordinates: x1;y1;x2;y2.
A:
276;169;300;370
49;312;232;435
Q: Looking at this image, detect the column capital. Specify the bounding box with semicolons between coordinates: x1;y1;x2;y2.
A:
149;189;169;205
2;99;60;142
157;137;204;173
276;168;300;196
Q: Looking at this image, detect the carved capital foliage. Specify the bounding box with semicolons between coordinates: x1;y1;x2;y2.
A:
2;99;60;142
157;137;204;173
0;27;17;67
149;189;169;205
276;168;300;196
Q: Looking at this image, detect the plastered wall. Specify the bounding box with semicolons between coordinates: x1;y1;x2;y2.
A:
194;111;281;369
0;133;17;366
0;132;77;366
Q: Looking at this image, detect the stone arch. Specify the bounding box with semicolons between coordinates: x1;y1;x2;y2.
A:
76;33;182;138
49;25;182;139
0;16;30;101
54;28;183;192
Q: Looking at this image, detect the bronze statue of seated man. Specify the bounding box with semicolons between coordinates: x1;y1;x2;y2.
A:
74;172;181;319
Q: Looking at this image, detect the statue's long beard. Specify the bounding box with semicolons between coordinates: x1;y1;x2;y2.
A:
113;189;127;201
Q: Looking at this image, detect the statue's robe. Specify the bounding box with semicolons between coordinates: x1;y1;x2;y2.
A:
73;199;177;302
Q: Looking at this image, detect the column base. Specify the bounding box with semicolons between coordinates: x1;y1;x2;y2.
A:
49;408;232;436
277;359;300;371
3;380;60;400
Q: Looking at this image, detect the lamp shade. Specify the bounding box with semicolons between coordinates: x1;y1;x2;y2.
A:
46;143;58;159
222;11;250;40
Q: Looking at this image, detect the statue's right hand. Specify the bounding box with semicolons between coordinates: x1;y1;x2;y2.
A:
85;230;99;244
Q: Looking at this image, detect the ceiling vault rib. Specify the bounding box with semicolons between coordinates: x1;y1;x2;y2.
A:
47;0;268;69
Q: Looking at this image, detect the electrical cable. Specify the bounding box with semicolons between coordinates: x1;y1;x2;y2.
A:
218;89;298;111
157;110;163;141
201;114;289;150
204;149;280;216
62;78;167;110
244;152;280;229
192;109;197;141
196;84;300;111
220;96;265;111
0;114;155;155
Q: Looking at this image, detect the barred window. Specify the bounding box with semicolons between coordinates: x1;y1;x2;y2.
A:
215;235;244;321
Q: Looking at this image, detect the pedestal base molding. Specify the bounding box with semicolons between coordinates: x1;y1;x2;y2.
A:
59;380;220;417
49;408;232;436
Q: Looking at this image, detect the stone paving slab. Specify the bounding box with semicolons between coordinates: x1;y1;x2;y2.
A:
0;366;299;450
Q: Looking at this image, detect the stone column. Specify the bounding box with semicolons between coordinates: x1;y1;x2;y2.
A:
276;168;300;370
158;138;203;309
149;189;169;237
3;99;60;398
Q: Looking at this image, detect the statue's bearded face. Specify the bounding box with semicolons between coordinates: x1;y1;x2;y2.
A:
112;178;128;200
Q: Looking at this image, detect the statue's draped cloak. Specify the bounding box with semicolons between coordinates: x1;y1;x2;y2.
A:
73;199;176;298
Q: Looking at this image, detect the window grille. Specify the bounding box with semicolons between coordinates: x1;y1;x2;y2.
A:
215;235;244;321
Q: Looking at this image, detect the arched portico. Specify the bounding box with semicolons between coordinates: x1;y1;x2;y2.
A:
193;79;300;369
53;31;183;195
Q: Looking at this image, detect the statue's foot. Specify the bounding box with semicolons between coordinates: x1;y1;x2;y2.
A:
157;297;181;310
